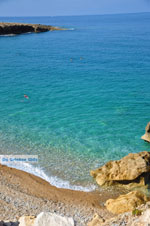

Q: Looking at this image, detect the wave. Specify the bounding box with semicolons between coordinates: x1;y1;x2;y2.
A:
0;34;17;37
3;162;96;192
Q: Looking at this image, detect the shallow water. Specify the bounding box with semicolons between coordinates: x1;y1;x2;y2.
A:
0;13;150;190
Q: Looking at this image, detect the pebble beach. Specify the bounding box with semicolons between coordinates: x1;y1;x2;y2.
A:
0;164;120;225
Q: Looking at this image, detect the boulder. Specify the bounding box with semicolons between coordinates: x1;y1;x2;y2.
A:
34;212;74;226
141;122;150;142
90;151;150;188
105;191;147;214
19;216;35;226
87;213;105;226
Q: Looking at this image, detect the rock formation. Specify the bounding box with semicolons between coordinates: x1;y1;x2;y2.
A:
90;151;150;189
105;191;148;214
141;122;150;142
0;22;64;35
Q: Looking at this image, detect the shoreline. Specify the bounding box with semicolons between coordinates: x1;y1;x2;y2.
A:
3;161;96;192
0;163;125;225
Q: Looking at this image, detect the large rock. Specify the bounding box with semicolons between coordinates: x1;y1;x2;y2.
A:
141;122;150;143
34;212;74;226
90;151;150;188
19;216;35;226
105;191;148;214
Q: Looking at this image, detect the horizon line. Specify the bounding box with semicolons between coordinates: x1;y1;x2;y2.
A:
0;11;150;18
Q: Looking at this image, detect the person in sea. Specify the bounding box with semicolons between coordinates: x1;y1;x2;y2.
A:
24;94;29;99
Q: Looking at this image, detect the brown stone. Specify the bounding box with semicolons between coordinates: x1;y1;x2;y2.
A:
141;122;150;142
105;191;148;214
87;213;105;226
90;151;150;189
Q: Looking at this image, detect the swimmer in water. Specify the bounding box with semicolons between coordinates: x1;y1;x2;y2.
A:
24;94;29;99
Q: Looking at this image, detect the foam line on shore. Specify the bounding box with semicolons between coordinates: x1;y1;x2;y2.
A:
3;162;96;192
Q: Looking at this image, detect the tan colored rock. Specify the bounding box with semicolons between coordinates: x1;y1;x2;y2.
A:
34;212;74;226
141;122;150;142
87;213;105;226
19;216;35;226
105;191;148;214
90;151;150;188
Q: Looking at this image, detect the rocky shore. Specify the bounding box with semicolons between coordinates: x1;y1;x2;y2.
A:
0;151;150;225
0;122;150;225
0;22;64;35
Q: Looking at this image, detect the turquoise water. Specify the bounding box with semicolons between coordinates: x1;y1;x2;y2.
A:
0;13;150;190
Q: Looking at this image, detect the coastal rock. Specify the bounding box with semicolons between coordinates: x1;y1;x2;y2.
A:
0;22;64;35
34;212;74;226
19;216;35;226
87;213;105;226
105;191;148;214
90;151;150;188
141;122;150;143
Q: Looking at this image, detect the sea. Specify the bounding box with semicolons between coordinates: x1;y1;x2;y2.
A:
0;12;150;191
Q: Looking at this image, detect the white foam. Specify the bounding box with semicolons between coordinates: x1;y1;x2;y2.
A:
0;34;16;37
3;162;96;192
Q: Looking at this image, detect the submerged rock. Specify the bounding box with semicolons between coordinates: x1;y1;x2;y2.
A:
105;191;148;214
141;122;150;143
90;151;150;189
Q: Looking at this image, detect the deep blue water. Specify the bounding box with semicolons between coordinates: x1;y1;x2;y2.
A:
0;13;150;190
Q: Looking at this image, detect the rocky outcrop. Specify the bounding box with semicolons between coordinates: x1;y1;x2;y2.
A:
105;191;148;214
0;22;64;35
141;122;150;142
90;151;150;189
